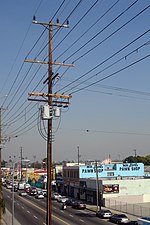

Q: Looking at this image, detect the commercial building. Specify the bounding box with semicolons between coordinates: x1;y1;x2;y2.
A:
62;162;150;205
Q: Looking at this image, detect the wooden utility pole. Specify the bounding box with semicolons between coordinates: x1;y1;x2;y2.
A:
26;18;74;225
77;146;80;165
0;108;5;222
20;147;23;181
47;21;53;225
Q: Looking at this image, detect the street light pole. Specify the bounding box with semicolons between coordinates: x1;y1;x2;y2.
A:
12;160;15;225
20;147;23;181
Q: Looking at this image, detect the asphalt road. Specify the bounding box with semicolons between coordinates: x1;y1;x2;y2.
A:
3;187;112;225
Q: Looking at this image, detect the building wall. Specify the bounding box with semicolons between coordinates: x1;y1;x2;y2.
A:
83;178;150;204
103;179;149;197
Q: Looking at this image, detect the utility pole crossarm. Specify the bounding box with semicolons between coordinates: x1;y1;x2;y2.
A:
24;59;75;67
28;92;72;99
32;20;69;28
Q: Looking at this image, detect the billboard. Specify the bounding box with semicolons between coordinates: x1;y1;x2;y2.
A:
103;184;119;193
79;163;144;178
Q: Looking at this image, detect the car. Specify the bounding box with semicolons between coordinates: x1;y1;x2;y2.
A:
51;192;61;200
57;196;69;203
66;198;75;206
37;190;43;195
6;184;13;189
19;190;27;197
25;187;30;193
24;184;30;189
29;187;37;196
35;192;44;199
109;214;130;224
72;201;86;210
3;181;7;187
128;221;138;225
11;186;18;192
96;209;112;218
42;189;47;197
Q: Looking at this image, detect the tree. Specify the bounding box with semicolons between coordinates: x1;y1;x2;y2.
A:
1;160;7;167
123;156;137;163
123;155;150;165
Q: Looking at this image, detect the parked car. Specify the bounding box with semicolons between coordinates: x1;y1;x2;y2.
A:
19;190;27;197
109;214;130;224
57;196;69;203
35;192;44;199
52;192;61;200
72;201;86;210
96;209;112;218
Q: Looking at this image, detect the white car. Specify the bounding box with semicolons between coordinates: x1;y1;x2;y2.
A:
6;184;13;189
52;192;61;200
57;196;69;203
42;189;47;197
35;192;44;199
19;191;27;197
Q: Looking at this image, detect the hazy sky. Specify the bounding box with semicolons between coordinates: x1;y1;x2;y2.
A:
0;0;150;163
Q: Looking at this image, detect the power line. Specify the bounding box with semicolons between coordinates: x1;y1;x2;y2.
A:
56;29;150;93
1;0;44;106
70;54;150;95
55;0;120;61
64;0;139;62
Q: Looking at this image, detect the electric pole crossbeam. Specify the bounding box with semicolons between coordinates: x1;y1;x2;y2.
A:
24;59;75;67
28;92;72;99
26;19;73;225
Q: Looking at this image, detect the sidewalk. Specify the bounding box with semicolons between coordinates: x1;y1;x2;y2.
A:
2;208;21;225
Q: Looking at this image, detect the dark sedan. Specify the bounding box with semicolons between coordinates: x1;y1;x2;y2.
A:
66;199;75;206
72;201;86;209
109;214;130;224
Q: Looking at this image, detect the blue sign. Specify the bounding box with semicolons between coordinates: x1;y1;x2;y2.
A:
79;163;144;178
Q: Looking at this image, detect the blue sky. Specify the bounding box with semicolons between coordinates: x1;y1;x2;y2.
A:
0;0;150;163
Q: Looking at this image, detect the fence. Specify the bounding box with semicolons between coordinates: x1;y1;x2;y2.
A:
105;198;150;217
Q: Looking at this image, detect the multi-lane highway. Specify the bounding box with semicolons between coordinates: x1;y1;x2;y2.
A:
3;187;110;225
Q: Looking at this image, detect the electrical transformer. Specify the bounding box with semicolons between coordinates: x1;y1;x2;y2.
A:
41;105;50;120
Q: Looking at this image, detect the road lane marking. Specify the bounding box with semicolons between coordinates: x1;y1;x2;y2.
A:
69;214;74;217
79;219;85;223
52;214;71;225
27;211;31;214
11;194;71;225
33;215;38;219
61;210;65;213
